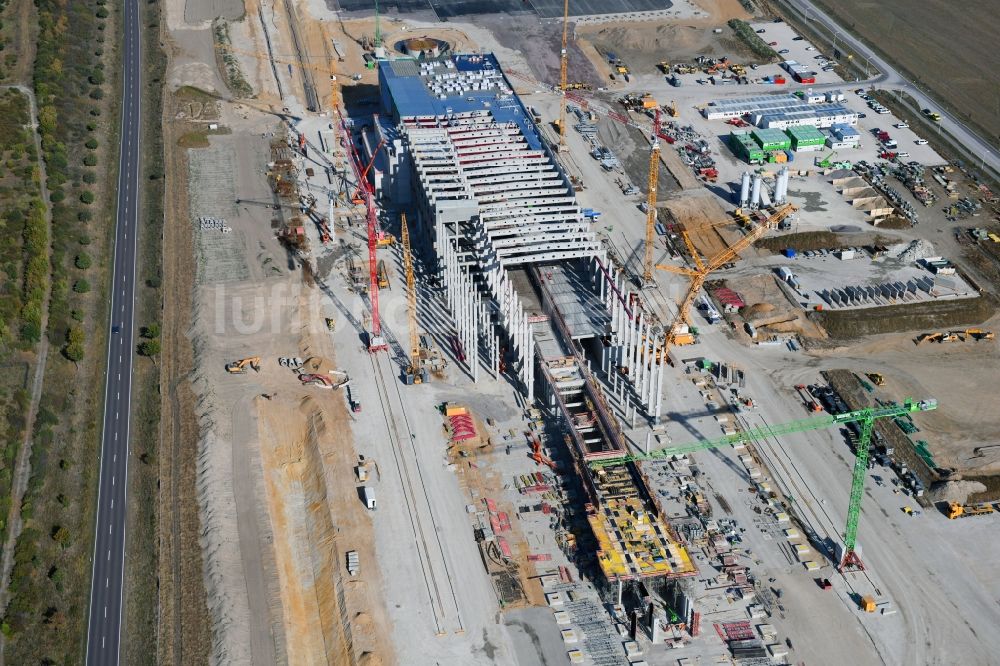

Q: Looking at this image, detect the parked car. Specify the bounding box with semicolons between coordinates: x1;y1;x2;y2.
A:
792;36;804;41
895;122;909;129
769;41;778;46
915;139;928;145
779;49;790;54
806;46;816;51
756;28;766;33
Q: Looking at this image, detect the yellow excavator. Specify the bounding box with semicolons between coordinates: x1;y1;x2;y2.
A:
226;357;261;374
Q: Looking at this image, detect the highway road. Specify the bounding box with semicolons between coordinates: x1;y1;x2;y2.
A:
85;0;141;663
777;0;1000;180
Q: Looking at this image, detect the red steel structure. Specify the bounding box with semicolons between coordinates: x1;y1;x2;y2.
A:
339;108;387;351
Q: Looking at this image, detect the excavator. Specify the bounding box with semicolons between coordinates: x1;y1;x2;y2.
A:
965;328;995;341
226;357;261;374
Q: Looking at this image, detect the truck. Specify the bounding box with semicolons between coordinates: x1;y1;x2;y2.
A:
947;502;994;519
362;486;377;510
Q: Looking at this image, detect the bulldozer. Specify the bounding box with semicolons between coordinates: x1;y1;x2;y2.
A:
226;357;261;374
866;373;885;386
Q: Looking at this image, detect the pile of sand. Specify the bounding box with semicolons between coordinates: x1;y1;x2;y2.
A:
587;24;704;55
744;302;775;319
928;479;987;505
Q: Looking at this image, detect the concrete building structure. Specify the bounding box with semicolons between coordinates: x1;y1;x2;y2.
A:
376;52;674;420
375;53;695;583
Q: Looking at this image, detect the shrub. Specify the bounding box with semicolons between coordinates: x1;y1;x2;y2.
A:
72;279;89;294
74;253;91;270
79;191;94;204
85;138;98;150
138;339;160;357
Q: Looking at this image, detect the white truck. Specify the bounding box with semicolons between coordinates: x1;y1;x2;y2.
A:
362;486;376;510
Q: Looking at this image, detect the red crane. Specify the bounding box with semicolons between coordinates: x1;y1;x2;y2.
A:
339;108;387;352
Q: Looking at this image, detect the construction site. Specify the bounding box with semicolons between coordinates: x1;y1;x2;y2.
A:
158;0;1000;665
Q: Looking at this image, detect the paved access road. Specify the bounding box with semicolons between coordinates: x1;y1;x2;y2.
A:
85;0;141;663
778;0;1000;180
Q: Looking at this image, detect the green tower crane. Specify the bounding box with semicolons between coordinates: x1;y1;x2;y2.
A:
589;398;938;572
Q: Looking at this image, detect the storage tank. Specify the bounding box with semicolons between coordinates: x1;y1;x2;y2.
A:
740;171;751;206
751;173;763;208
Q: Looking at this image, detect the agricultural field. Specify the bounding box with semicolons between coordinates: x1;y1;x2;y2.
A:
816;0;1000;150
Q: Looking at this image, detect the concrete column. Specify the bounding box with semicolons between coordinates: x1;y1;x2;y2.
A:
654;350;666;421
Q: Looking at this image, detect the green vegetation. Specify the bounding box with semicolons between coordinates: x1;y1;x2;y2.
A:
213;20;253;98
728;19;779;61
121;1;166;662
0;89;49;350
1;0;120;660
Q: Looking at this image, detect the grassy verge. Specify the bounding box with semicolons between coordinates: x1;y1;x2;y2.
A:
0;86;49;549
727;19;778;61
212;19;253;98
122;0;166;663
1;0;120;660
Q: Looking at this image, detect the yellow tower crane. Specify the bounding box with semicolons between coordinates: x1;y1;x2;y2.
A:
642;109;662;286
557;0;570;151
653;203;796;356
401;213;426;385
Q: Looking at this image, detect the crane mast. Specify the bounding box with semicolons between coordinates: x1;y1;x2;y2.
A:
642;108;661;285
339;109;386;352
557;0;569;151
401;214;425;384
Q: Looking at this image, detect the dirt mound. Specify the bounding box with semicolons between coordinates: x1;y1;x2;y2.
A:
928;480;987;505
744;302;775;318
590;24;703;54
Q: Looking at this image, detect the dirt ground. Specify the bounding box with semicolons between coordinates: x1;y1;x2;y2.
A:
729;273;826;339
813;0;1000;150
159;0;395;663
805;317;1000;475
576;0;752;79
663;189;743;259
